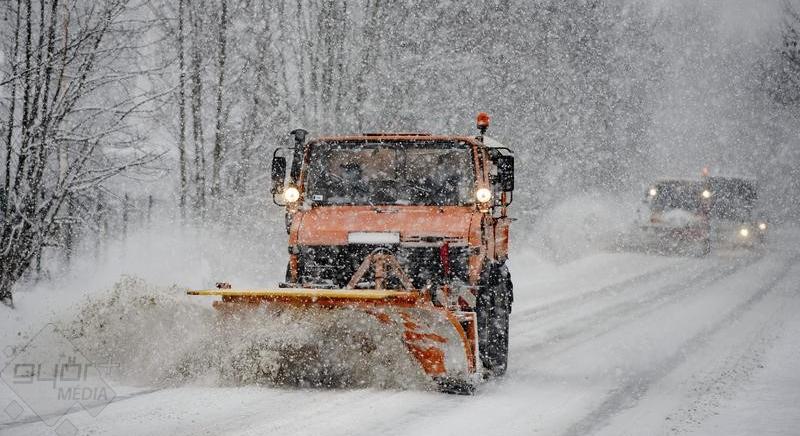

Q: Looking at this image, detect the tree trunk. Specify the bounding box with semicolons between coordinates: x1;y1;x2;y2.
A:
3;1;22;215
10;0;33;203
122;193;129;241
64;196;74;265
211;0;227;199
177;0;188;218
190;6;206;216
0;274;18;308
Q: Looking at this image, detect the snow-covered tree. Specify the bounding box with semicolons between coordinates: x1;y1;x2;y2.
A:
0;0;160;306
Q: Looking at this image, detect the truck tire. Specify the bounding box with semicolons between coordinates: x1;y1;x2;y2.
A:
476;263;512;377
700;237;711;256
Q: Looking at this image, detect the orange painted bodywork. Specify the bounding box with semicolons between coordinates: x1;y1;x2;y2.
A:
287;134;507;287
494;218;511;261
294;205;479;246
288;254;299;282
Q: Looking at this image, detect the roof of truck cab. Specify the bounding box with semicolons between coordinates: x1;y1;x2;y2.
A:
481;136;510;149
651;178;702;185
311;133;481;144
707;175;758;185
308;133;514;153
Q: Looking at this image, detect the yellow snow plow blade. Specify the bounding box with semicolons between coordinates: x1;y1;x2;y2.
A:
187;286;479;394
187;288;420;302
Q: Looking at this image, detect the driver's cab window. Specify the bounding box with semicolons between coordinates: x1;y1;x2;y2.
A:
304;141;473;206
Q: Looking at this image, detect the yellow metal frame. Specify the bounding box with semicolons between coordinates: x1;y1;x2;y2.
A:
187;288;419;300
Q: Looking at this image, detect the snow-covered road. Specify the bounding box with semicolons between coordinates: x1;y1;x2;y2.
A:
2;229;799;435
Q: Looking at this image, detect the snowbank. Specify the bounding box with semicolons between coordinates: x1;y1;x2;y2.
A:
531;193;636;263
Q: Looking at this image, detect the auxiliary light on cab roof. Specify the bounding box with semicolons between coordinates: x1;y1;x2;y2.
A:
476;112;490;136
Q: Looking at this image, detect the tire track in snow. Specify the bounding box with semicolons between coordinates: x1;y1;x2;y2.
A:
511;254;761;360
0;387;163;430
558;254;800;436
661;279;800;435
513;258;695;321
186;387;387;436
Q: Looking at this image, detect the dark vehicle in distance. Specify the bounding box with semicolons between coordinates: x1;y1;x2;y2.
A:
639;179;711;256
705;176;767;248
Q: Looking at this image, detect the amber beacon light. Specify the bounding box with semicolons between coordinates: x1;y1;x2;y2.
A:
476;112;490;136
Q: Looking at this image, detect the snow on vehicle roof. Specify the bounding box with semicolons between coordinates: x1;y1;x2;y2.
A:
481;135;510;149
651;178;702;185
708;175;758;184
311;133;512;151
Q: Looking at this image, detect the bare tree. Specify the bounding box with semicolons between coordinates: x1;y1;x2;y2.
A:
0;0;159;306
772;1;800;105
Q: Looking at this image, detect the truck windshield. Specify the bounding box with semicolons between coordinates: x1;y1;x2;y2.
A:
304;141;475;206
707;177;757;221
650;182;702;213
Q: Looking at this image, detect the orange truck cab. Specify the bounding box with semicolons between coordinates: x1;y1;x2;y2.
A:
269;114;516;377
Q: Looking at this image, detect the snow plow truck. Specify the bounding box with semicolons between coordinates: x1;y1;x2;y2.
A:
189;113;515;394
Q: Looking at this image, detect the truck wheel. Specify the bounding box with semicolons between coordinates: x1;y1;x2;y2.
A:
477;264;512;377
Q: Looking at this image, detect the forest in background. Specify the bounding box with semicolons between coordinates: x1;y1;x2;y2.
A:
1;0;798;305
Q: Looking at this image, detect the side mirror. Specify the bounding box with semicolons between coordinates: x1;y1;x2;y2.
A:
495;155;514;192
271;155;287;195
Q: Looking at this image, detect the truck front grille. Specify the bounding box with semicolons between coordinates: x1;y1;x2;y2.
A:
298;245;470;289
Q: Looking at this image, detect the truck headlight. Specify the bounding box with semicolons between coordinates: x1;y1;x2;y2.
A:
648;188;657;197
758;222;767;231
283;186;300;203
739;228;749;237
475;187;492;203
702;190;711;199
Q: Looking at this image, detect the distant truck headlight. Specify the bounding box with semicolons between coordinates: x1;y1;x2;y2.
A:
702;190;711;199
648;188;657;197
739;227;749;237
475;187;492;203
758;222;767;231
283;186;300;203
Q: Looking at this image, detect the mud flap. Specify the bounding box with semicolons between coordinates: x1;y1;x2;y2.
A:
435;376;476;395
